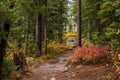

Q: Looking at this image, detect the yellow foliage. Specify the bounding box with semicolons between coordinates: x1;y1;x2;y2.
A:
112;53;120;79
48;40;70;53
6;41;20;59
64;32;77;39
118;54;120;60
82;38;92;46
116;30;120;35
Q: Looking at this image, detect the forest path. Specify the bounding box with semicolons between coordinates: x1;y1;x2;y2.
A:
31;50;73;80
23;50;116;80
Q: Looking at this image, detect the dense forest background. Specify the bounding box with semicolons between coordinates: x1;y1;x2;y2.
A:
0;0;120;80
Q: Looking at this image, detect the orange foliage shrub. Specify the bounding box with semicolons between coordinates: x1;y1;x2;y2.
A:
68;45;110;63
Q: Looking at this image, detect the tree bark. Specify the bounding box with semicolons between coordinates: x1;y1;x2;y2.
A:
25;21;29;55
36;14;42;57
59;0;63;43
44;0;47;54
87;19;90;39
77;0;82;46
0;22;10;79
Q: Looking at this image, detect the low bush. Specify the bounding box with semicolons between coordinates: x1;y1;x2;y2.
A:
2;58;18;80
48;40;70;53
112;52;120;79
68;44;110;63
82;38;92;46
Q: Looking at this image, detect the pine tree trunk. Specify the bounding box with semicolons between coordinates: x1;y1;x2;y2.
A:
77;0;82;46
25;21;29;55
59;0;63;43
0;22;10;79
87;19;90;39
44;0;47;54
96;3;100;38
36;14;42;57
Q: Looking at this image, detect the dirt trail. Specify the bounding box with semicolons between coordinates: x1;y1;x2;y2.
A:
23;50;117;80
31;50;73;80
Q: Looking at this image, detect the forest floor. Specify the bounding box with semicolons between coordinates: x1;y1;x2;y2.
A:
21;50;117;80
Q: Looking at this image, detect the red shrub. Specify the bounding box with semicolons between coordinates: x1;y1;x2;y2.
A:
68;45;109;63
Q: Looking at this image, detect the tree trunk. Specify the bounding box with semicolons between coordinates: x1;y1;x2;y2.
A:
69;25;72;32
87;19;90;39
36;14;42;57
95;2;100;38
0;22;4;45
0;22;10;79
59;0;63;43
77;0;82;46
44;0;47;54
25;21;29;55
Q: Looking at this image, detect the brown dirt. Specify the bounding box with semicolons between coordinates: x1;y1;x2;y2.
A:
21;50;117;80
